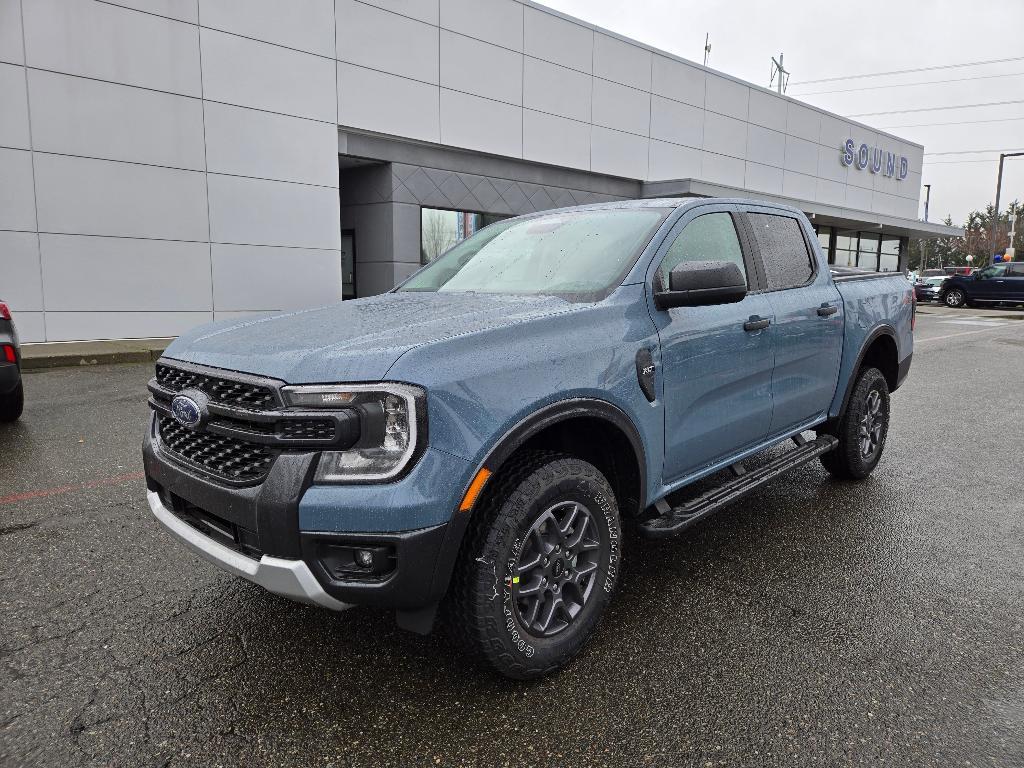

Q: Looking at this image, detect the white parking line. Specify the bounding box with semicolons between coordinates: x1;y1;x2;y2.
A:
938;319;1009;327
917;324;1016;343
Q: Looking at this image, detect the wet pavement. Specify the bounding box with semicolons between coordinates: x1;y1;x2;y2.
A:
1;312;1022;767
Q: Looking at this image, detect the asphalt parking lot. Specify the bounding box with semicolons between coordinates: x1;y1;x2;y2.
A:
1;312;1022;767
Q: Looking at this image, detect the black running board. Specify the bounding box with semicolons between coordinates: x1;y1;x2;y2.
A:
637;434;838;539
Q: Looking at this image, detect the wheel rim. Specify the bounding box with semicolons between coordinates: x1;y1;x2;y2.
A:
947;291;963;306
512;501;603;638
859;389;884;460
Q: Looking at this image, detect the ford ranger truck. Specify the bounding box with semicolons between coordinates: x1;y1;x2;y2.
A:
143;198;914;679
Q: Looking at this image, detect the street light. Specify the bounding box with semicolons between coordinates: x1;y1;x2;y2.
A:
986;152;1024;264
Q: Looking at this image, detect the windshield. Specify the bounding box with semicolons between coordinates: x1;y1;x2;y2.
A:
398;208;669;300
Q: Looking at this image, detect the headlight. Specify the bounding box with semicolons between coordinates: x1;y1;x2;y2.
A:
281;383;424;482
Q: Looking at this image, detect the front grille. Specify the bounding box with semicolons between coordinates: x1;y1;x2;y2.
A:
156;363;276;410
278;418;335;441
158;416;275;483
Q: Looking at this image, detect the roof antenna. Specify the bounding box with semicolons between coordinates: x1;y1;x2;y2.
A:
703;33;710;66
770;53;790;94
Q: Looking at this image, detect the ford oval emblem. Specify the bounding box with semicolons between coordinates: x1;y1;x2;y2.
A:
170;395;202;428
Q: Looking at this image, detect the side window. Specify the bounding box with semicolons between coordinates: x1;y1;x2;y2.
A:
1007;263;1024;276
747;213;815;291
977;265;1007;279
657;213;746;290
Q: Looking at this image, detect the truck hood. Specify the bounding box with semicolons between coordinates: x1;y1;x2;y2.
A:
163;292;583;383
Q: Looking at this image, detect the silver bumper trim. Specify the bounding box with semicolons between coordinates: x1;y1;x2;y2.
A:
147;490;351;612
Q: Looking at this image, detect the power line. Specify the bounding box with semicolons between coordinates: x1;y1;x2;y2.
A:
848;99;1024;117
793;55;1024;85
791;69;1024;96
925;158;1004;164
878;116;1024;130
925;147;1024;156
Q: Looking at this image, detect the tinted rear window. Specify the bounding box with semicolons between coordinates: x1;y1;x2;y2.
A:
747;213;815;291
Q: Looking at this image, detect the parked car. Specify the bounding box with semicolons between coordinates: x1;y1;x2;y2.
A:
142;198;914;679
940;262;1024;308
0;300;23;422
914;275;948;302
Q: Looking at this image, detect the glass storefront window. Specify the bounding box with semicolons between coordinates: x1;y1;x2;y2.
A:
879;236;901;272
816;225;833;263
835;231;858;267
858;232;880;270
421;207;508;265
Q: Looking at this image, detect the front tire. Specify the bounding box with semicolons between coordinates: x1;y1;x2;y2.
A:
944;288;966;308
448;451;622;679
820;367;890;480
0;381;23;422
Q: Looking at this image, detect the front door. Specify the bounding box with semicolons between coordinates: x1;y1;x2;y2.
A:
1006;262;1024;301
650;206;776;482
742;209;844;435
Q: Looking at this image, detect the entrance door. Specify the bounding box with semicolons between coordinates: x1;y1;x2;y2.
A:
341;230;356;300
650;206;776;482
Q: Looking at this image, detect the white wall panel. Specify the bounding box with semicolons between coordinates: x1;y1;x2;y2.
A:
523;57;590;123
648;140;700;181
440;0;523;52
22;0;201;96
845;184;872;212
0;63;29;149
522;109;589;170
786;102;820;143
27;70;206;170
701;151;744;187
651;54;703;108
744;161;783;195
208;174;341;249
39;234;212;311
338;62;439;143
816;178;846;208
784;135;818;177
524;6;591;73
703;112;747;159
33;154;209;241
0;231;42;311
649;96;702;149
204;101;339;186
0;0;24;64
747;88;787;132
104;0;198;23
44;311;212;342
357;0;438;25
201;28;336;121
0;148;37;231
593;33;650;91
816;143;848;184
337;0;438;84
819;114;854;153
745;124;785;168
440;30;522;106
592;79;649;137
705;75;748;120
11;312;44;343
440;89;522;158
590;126;647;179
211;244;341;310
203;0;335;56
782;169;816;202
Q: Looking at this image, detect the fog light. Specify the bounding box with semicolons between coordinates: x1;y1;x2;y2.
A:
354;549;374;568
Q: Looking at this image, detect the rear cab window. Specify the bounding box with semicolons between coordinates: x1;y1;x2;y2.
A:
746;213;815;291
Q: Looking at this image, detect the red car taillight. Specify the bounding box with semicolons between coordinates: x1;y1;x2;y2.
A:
2;345;15;364
0;302;10;321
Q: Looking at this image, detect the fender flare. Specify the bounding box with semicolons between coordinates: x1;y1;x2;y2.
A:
835;324;897;421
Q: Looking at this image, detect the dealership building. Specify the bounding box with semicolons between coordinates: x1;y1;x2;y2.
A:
0;0;961;343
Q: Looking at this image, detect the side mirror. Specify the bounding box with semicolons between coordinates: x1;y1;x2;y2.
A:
655;260;747;309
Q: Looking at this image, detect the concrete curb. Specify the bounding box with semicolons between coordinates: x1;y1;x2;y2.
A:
20;339;172;371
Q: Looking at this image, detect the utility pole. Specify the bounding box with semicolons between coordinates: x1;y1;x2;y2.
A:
703;33;710;66
770;53;789;94
919;184;931;275
986;151;1024;264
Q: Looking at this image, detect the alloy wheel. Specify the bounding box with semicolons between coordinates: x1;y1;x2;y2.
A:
859;389;884;459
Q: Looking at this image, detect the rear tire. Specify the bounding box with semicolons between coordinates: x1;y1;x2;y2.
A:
0;380;23;422
820;367;890;481
446;451;622;679
944;288;966;308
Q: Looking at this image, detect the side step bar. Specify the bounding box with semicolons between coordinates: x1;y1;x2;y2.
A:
637;434;838;539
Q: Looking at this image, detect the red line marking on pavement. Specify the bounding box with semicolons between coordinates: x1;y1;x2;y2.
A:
0;471;146;506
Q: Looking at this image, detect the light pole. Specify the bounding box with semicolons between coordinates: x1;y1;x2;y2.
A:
986;152;1024;264
919;184;931;275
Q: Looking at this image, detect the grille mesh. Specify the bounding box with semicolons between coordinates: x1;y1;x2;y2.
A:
277;419;336;441
156;364;276;410
158;416;274;482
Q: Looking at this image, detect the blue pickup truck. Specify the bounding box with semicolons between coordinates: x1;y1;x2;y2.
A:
143;198;914;679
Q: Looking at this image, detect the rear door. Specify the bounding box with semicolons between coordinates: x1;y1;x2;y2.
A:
649;204;777;482
741;208;843;436
1005;262;1024;300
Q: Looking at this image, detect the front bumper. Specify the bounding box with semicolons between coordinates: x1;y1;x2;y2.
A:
147;489;351;611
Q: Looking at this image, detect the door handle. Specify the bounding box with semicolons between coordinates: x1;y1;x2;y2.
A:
817;303;838;317
743;316;771;332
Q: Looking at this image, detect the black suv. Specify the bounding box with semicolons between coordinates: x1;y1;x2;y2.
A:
0;300;23;422
941;262;1024;308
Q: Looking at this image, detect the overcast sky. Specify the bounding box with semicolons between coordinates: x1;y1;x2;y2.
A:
537;0;1024;225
